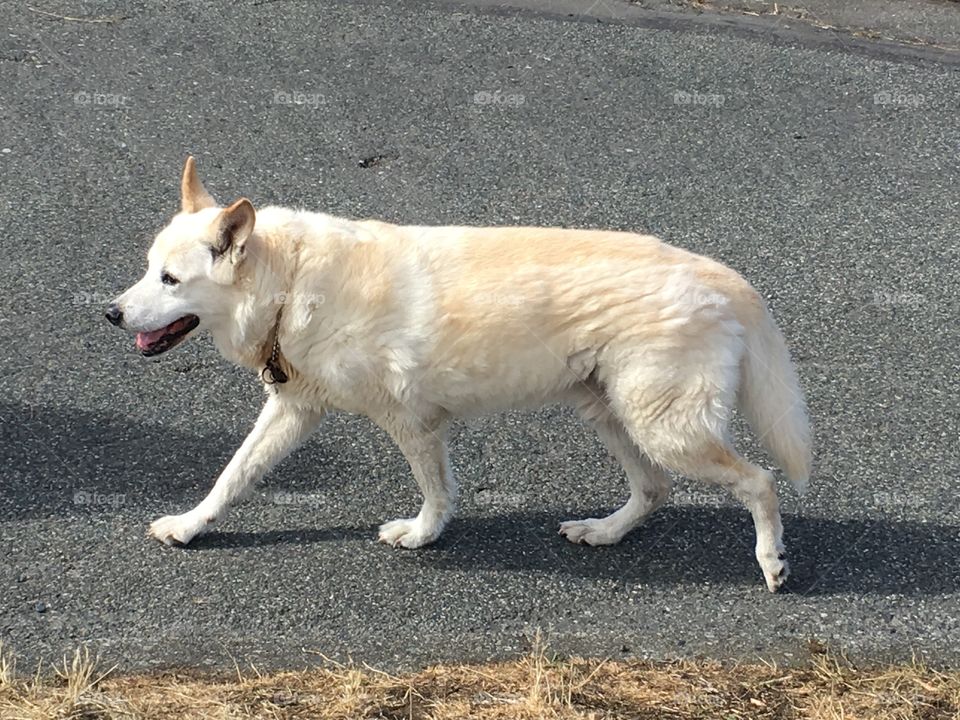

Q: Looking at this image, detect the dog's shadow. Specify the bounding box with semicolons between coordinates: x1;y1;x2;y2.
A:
4;399;957;599
188;526;372;548
200;507;960;598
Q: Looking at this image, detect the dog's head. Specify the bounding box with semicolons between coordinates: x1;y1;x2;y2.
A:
106;158;256;357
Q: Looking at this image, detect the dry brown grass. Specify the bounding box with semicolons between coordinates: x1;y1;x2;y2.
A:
1;638;958;720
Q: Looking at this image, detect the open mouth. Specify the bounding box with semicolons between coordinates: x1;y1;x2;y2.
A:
135;315;200;357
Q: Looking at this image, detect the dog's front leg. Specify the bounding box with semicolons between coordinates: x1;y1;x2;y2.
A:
148;395;324;546
378;418;456;549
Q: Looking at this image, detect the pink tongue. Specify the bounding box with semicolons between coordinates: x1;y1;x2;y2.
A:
136;325;172;350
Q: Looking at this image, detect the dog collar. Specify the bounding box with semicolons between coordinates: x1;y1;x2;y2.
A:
261;305;288;385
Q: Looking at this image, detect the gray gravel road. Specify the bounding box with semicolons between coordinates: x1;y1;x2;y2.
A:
1;0;958;672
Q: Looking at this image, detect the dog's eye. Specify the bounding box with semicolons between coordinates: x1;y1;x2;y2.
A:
161;271;180;286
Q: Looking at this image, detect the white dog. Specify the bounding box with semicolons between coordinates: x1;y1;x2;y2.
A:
107;158;811;592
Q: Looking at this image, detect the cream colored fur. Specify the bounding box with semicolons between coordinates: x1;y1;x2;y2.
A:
111;158;812;592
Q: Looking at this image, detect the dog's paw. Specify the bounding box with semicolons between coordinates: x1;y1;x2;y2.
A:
759;551;790;593
378;517;439;549
558;518;623;546
148;512;208;547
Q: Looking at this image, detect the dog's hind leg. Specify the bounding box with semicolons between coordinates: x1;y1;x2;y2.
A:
148;394;324;546
559;384;672;546
677;445;788;593
377;414;456;549
608;372;789;592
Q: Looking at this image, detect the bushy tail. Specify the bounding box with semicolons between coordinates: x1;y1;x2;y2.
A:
738;304;812;492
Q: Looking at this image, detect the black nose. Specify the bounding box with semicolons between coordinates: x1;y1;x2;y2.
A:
105;304;123;327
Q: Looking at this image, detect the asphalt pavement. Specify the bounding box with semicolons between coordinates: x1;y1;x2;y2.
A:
1;0;959;672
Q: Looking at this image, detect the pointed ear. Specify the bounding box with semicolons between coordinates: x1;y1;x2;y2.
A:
213;198;256;259
181;156;217;213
